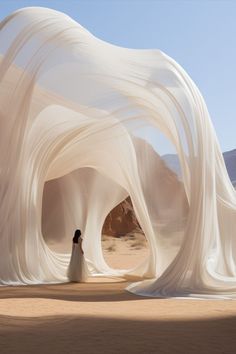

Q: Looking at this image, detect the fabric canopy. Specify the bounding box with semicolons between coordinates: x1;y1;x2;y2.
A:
0;7;236;298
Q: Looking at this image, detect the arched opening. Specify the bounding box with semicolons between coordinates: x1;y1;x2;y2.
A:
41;167;150;276
40;127;189;279
102;196;149;270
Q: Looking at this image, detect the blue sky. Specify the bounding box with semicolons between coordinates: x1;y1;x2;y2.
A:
0;0;236;153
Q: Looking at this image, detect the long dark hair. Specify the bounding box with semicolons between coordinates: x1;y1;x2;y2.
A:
73;229;81;244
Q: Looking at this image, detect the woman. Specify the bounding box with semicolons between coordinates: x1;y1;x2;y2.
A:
67;229;89;282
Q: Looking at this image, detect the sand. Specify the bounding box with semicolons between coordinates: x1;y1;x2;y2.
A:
0;236;236;353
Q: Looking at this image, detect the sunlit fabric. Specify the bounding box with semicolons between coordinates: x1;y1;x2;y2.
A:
0;7;236;298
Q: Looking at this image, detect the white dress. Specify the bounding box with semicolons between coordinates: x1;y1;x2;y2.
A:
67;238;89;282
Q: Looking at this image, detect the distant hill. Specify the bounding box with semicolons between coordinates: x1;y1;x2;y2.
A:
162;149;236;186
161;154;182;179
223;149;236;186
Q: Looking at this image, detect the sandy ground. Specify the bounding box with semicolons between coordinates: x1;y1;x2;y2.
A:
1;236;236;354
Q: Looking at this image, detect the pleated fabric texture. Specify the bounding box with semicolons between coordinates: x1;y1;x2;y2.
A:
0;7;236;298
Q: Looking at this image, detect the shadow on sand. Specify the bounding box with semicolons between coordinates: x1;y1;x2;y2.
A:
0;280;148;302
0;313;236;354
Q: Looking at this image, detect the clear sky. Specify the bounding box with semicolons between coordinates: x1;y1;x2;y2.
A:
0;0;236;153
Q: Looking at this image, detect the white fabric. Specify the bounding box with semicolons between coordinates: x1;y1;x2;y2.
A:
0;7;236;298
67;239;89;282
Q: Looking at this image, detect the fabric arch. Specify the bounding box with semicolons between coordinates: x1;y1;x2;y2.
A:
0;7;236;298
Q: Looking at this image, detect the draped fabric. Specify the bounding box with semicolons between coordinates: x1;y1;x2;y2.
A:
0;7;236;298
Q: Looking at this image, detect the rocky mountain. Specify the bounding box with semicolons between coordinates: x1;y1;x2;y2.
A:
102;196;140;236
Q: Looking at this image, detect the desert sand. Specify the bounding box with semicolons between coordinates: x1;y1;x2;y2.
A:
0;236;236;354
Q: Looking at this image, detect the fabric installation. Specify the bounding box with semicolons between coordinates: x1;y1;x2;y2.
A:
1;7;236;298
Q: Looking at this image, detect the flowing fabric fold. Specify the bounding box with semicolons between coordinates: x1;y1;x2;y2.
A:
0;7;236;298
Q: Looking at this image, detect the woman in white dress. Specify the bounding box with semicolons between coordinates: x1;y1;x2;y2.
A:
67;229;89;282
